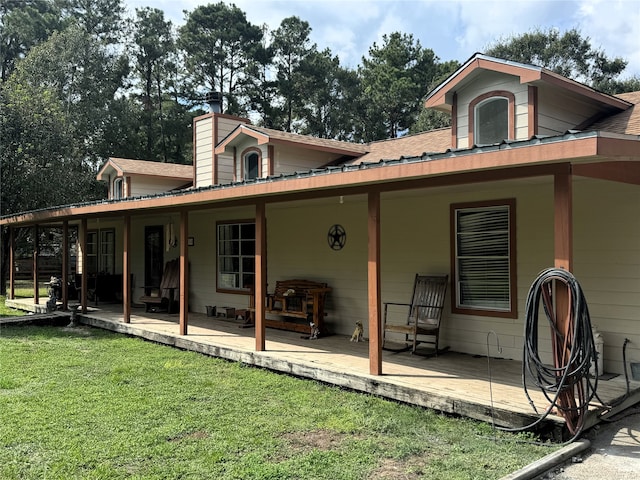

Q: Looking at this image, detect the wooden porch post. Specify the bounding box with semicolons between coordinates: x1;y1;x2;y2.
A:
9;227;15;300
255;201;267;351
61;221;69;310
368;191;382;375
33;225;39;305
554;171;573;272
123;215;131;323
80;218;88;314
553;171;578;429
179;210;189;335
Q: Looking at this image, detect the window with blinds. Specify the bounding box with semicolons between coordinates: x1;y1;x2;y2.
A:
452;200;516;316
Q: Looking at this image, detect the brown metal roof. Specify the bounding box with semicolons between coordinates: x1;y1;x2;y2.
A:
349;128;451;165
586;91;640;135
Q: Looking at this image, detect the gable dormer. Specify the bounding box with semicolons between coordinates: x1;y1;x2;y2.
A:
96;158;193;199
213;125;367;182
425;53;631;150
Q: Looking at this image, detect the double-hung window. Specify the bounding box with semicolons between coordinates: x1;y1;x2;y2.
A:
451;199;516;317
217;221;255;291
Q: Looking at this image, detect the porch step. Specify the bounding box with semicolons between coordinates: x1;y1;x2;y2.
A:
0;311;71;326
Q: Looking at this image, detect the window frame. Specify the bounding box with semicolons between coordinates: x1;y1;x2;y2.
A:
468;90;515;146
216;219;255;294
85;228;116;275
241;147;261;181
450;199;517;318
113;178;124;199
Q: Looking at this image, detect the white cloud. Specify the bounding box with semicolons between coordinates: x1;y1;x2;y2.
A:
126;0;640;77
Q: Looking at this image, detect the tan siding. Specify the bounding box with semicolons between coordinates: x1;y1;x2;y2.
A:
574;179;640;374
217;153;235;184
195;117;213;188
129;177;188;197
187;207;255;314
456;72;529;148
274;144;342;173
537;86;602;135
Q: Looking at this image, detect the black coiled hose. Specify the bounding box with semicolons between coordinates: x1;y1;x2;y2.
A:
521;268;598;438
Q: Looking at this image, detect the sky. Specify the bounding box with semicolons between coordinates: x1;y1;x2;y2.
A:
125;0;640;78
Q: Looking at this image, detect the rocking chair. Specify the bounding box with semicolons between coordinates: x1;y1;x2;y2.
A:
382;274;448;356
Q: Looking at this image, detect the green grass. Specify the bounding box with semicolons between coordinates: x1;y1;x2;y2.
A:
0;325;557;479
0;296;25;317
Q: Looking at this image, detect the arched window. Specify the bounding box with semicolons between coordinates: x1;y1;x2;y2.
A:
475;97;508;145
113;178;124;199
468;90;515;146
243;151;260;180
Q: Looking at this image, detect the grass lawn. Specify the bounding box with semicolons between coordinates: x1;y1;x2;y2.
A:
0;296;25;317
0;325;557;479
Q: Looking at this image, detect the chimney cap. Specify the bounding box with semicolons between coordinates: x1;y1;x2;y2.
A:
205;91;223;113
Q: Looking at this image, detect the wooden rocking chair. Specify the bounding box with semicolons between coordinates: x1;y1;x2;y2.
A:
382;274;448;356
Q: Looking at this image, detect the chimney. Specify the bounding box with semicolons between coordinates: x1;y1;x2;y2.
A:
205;91;223;114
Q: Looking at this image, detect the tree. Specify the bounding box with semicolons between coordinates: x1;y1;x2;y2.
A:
132;7;176;161
410;59;460;134
62;0;126;45
178;2;264;114
0;0;63;82
485;28;638;94
298;48;361;140
270;16;314;132
359;32;439;140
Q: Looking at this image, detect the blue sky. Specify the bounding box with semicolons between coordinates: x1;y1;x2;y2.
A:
126;0;640;78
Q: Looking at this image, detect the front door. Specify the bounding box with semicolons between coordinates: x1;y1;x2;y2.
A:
145;226;164;287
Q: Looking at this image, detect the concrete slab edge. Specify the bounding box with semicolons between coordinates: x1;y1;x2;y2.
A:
499;438;591;480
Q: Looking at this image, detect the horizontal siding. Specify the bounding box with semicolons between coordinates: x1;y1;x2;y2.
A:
195;117;213;188
537;86;601;135
274;145;342;174
130;177;189;197
105;176;639;375
573;179;640;374
456;72;529;149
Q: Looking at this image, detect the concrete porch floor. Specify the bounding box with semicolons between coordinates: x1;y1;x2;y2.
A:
6;297;640;440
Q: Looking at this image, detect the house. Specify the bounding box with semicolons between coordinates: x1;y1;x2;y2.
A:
3;53;640;381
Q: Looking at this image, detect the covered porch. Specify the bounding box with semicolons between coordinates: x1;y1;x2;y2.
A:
6;297;640;441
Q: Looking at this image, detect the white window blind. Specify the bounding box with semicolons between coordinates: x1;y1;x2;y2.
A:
455;205;511;311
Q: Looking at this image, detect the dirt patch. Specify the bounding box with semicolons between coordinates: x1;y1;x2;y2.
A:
368;454;430;479
281;429;348;451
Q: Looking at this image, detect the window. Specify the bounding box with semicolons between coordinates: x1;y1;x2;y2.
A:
468;90;515;146
113;178;124;199
217;221;255;291
451;199;516;317
244;151;259;180
85;228;115;275
475;97;508;145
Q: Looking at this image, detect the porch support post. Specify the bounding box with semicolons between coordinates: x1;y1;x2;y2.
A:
61;221;69;310
80;218;88;314
368;191;382;375
553;170;579;430
554;171;573;272
9;227;15;300
255;200;267;351
33;225;39;305
123;215;131;323
179;210;189;335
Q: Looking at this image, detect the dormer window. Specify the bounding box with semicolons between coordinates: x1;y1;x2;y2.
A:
244;151;260;180
468;90;515;146
475;97;508;145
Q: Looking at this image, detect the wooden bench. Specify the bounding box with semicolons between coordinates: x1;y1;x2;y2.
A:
247;279;331;335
